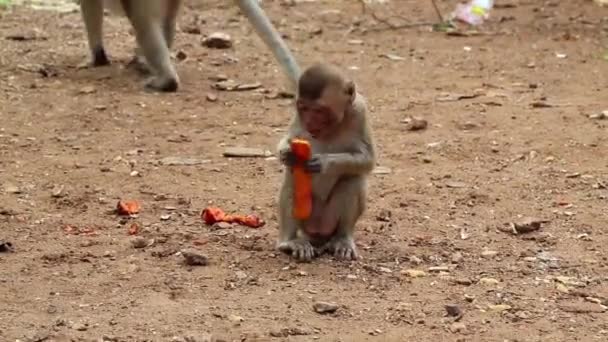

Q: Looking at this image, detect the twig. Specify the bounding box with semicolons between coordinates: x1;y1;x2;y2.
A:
430;0;444;22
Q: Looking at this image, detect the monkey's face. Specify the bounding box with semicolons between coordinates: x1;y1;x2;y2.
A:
296;99;340;140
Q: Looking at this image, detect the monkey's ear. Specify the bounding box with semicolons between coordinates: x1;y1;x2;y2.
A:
344;80;356;103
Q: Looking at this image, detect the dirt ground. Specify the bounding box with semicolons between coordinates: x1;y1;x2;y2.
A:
1;0;608;341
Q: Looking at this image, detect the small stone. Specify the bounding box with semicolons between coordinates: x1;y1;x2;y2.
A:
445;304;463;317
405;118;428;131
313;301;339;314
479;277;500;285
202;32;232;49
375;209;392;222
182;250;209;266
72;322;88;331
160;214;171;221
445;181;467;189
51;185;65;198
488;304;512;312
449;322;467;333
428;266;450;273
481;250;499;258
451;252;464;263
454;278;472;286
409;255;423;264
4;184;21;194
78;85;96;94
556;283;570;294
159;156;210;166
378;267;392;273
402;269;427;278
206;93;218;102
235;271;248;280
228;314;244;323
559;301;606;313
131;237;149;249
372;166;392;175
508;217;549;234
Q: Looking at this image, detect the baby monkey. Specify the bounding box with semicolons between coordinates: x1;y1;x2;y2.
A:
277;63;376;262
78;0;181;92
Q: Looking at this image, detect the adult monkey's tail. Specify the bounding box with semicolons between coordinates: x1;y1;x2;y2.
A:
233;0;301;89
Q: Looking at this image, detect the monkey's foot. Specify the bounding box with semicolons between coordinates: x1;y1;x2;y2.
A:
126;55;152;76
144;76;179;93
277;239;317;262
327;237;359;260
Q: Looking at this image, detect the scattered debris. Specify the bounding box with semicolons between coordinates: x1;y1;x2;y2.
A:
158;157;210;166
559;301;606;314
380;53;405;61
588;110;608;120
202;32;232;49
445;304;463;319
127;222;140;235
372;166;392;175
201;207;265;228
116;200;140;216
222;147;272;158
313;301;339;314
500;217;549;234
131;237;151;249
402;269;427;278
62;224;97;236
212;80;263;92
436;92;482;102
181;250;209;266
402;117;428;131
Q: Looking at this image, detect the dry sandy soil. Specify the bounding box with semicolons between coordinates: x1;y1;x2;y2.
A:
1;0;608;341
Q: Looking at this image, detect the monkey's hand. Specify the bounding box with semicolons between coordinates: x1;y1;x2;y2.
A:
304;155;323;173
277;238;318;262
279;148;299;168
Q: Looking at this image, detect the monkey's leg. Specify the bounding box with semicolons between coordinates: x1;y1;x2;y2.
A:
277;176;317;262
323;176;366;260
128;0;181;75
162;0;182;49
120;1;179;92
80;0;110;66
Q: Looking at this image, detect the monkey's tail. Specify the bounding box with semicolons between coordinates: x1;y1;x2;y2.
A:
234;0;301;89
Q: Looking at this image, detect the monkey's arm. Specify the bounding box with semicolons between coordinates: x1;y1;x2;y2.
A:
320;141;376;176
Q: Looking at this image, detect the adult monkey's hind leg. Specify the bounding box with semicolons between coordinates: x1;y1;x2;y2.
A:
80;0;110;66
120;0;179;92
126;0;181;76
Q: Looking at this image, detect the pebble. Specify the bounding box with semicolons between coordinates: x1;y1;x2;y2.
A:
72;322;88;331
445;304;463;317
449;322;467;333
313;301;339;314
488;304;512;312
479;277;500;285
202;32;232;49
481;250;499;258
451;252;464;263
454;278;473;286
131;237;149;249
402;269;427;278
182;250;209;266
